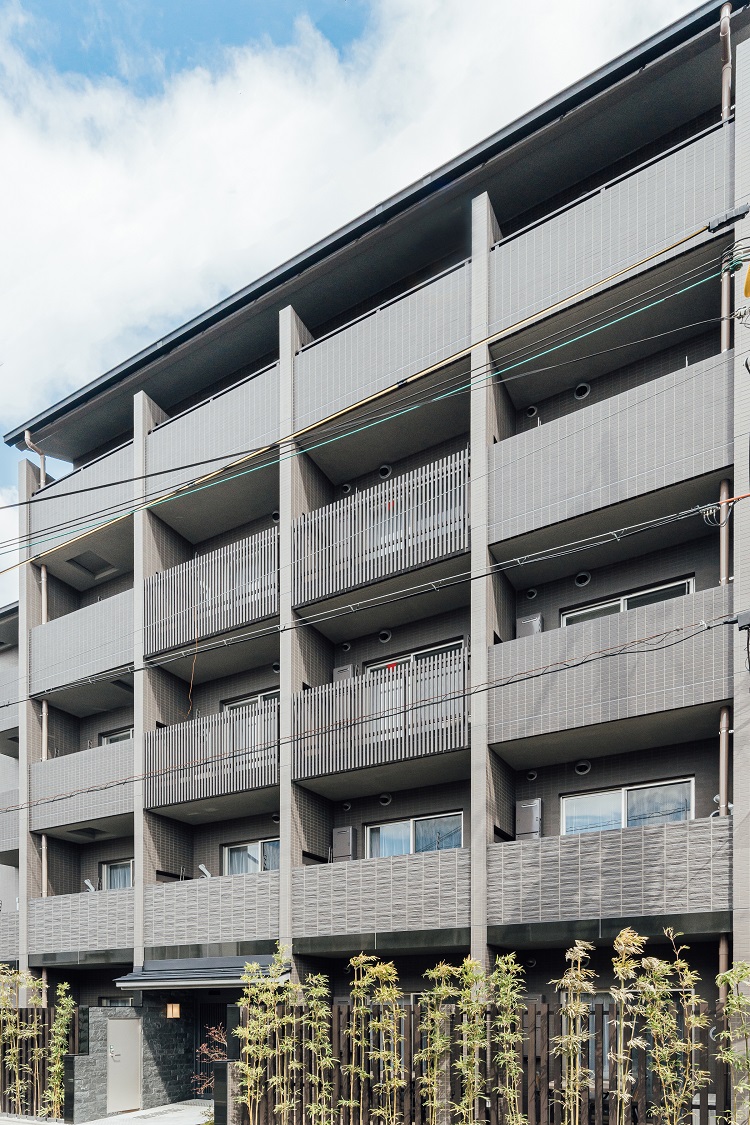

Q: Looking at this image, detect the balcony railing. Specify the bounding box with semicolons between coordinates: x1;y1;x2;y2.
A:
30;590;134;696
487;816;731;926
145;701;279;809
295;262;470;427
489;125;727;333
144;872;279;947
29;441;134;545
144;527;278;655
0;790;18;854
293;449;469;605
30;742;134;832
489;586;732;747
28;889;134;955
292;849;470;938
294;646;468;780
490;352;732;544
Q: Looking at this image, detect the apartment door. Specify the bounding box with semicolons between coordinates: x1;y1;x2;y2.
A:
107;1018;141;1115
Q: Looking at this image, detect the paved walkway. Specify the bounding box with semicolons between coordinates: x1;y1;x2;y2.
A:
81;1100;212;1125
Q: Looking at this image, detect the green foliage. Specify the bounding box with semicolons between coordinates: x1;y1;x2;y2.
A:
636;930;710;1125
339;953;377;1125
0;966;45;1116
489;953;527;1125
609;928;647;1125
452;957;488;1125
235;944;292;1125
368;960;405;1125
716;960;750;1125
43;982;76;1119
551;940;596;1125
415;963;455;1125
303;974;335;1125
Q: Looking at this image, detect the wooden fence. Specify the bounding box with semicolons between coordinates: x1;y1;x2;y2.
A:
0;1006;78;1117
220;1001;730;1125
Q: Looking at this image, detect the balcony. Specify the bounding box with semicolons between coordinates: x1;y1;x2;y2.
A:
29;591;134;696
489;125;727;334
489;352;732;548
295;261;471;427
487;816;731;935
293;449;469;606
144;702;279;811
0;912;18;961
144;528;278;656
29;442;134;546
292;849;470;941
143;872;279;949
488;585;732;762
0;790;18;854
30;742;134;833
28;889;134;956
293;646;468;781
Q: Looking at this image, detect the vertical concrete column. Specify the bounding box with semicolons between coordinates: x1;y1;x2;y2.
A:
17;459;42;974
469;194;501;964
133;392;168;970
278;306;312;957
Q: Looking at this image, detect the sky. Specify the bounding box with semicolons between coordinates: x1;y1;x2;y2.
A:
0;0;705;603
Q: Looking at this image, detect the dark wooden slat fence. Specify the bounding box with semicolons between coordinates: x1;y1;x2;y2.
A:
0;1006;78;1117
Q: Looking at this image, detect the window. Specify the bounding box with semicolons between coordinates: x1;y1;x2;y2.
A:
100;727;134;745
367;812;463;858
102;860;133;890
561;779;693;835
365;641;463;735
221;689;280;713
561;578;693;627
223;838;280;875
99;996;132;1007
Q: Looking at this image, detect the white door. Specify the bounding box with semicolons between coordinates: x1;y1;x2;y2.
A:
107;1018;141;1115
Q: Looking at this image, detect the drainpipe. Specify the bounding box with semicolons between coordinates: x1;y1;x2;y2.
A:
720;479;731;586
721;4;733;351
721;3;732;123
23;430;46;489
718;707;731;1001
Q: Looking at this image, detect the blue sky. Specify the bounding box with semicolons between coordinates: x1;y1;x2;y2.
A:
9;1;370;91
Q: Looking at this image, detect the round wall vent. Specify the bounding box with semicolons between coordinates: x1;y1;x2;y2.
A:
272;814;280;824
272;662;281;674
341;641;351;652
342;801;352;812
378;629;392;643
379;464;393;479
379;793;393;806
342;483;352;495
574;382;591;401
575;760;592;776
525;588;538;600
575;571;591;587
525;405;538;419
272;511;280;523
526;769;538;782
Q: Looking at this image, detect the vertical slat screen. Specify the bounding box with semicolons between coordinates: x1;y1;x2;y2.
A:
292;449;469;605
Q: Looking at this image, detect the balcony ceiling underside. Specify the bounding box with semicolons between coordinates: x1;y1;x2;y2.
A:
488;910;731;950
0;846;18;867
490;471;727;588
149;619;279;683
297;746;470;801
149;784;279;825
0;729;18;759
38;811;133;844
34;518;133;592
491;701;726;769
302;362;470;485
490;239;724;410
153;460;278;544
39;670;135;718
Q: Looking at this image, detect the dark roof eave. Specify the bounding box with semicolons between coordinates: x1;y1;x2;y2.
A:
3;0;728;450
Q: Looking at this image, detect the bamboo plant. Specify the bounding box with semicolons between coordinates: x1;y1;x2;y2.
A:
235;946;292;1125
368;960;405;1125
716;960;750;1125
452;957;488;1125
489;953;527;1125
609;928;647;1125
340;953;377;1125
415;962;456;1125
303;973;336;1125
551;940;596;1125
44;982;76;1119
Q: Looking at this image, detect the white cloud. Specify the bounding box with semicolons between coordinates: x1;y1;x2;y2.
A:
0;0;699;456
0;489;19;607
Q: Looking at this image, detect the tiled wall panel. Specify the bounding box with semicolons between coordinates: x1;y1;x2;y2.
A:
29;442;134;543
0;790;18;853
30;742;134;832
489;586;732;744
143;872;279;945
28;889;134;954
486;816;731;924
30;590;134;694
295;263;471;426
490;352;732;544
489;126;727;333
292;849;470;937
0;911;18;959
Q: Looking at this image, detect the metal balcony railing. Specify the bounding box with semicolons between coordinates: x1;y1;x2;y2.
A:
144;526;278;655
145;700;279;809
293;449;469;605
294;645;468;780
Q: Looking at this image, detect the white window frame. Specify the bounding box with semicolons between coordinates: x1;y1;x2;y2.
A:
366;810;463;858
221;689;280;713
560;577;694;627
560;778;695;835
222;837;280;875
101;859;134;890
100;727;134;745
364;639;462;675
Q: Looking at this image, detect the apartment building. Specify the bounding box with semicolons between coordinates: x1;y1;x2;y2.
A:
0;0;746;1105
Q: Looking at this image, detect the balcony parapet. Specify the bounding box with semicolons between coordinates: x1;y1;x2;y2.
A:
0;790;18;854
0;911;18;960
28;889;134;955
143;872;279;947
293;646;468;780
30;590;134;696
29;441;134;545
30;742;134;832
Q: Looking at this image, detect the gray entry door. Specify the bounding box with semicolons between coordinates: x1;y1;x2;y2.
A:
107;1018;142;1115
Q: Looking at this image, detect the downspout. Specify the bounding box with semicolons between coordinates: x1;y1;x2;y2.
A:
718;706;731;1000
